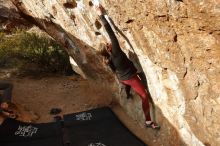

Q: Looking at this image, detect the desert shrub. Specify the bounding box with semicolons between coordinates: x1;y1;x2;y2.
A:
0;29;70;75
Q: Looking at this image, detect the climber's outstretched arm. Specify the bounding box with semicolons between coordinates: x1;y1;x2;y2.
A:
95;5;122;56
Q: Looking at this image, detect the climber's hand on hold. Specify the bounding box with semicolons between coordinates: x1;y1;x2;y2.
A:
95;5;105;16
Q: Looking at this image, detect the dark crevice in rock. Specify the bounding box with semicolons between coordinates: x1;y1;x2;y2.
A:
198;81;201;87
63;1;77;9
48;13;55;20
88;1;93;6
183;67;187;79
95;31;101;35
183;57;186;63
125;19;134;24
174;34;178;42
198;28;206;31
198;26;208;32
194;92;199;100
95;19;102;29
70;14;76;20
209;30;220;35
70;14;77;26
195;81;201;87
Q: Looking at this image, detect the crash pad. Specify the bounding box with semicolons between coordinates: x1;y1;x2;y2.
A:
0;107;147;146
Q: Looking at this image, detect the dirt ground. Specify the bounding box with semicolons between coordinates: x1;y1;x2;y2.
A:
11;75;113;122
0;74;154;145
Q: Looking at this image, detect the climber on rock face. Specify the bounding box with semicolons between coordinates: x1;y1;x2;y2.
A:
95;5;160;129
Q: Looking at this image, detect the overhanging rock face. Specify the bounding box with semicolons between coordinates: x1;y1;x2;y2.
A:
8;0;220;146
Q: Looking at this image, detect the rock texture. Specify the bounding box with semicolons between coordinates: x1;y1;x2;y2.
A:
0;0;31;33
2;0;220;146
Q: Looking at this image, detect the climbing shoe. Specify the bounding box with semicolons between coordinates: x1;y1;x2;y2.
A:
145;121;160;130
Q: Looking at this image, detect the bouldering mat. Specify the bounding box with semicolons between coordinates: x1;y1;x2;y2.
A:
0;107;147;146
63;107;147;146
0;118;63;146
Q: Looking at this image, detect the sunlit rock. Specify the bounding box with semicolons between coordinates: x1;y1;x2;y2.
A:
2;0;219;145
